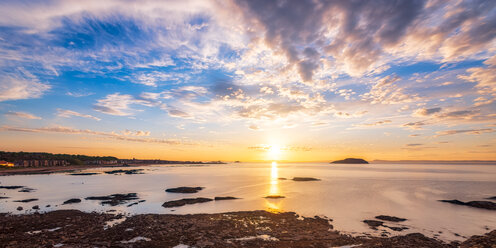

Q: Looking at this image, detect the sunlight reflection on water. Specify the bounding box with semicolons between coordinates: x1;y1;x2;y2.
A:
266;161;282;212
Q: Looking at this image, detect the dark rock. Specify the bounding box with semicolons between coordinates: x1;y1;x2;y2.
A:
292;177;320;181
18;187;35;193
165;187;204;193
13;198;38;203
104;169;144;175
363;220;384;227
16;206;22;211
331;158;368;164
214;196;239;201
375;215;407;222
264;195;285;199
486;196;496;200
363;220;384;229
32;205;39;210
0;196;9;199
440;199;496;210
85;193;139;206
162;197;213;208
45;205;51;207
127;200;146;207
384;225;409;231
63;198;81;205
278;177;287;180
70;172;99;176
0;186;24;190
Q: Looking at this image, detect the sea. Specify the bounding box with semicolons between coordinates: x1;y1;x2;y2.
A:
1;162;495;241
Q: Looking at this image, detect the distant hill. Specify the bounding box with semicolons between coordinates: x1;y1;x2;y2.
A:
331;158;368;164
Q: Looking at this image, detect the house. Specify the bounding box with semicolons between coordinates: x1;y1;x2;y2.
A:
0;160;14;167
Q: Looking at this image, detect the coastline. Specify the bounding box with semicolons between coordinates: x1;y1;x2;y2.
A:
0;164;130;176
0;209;494;247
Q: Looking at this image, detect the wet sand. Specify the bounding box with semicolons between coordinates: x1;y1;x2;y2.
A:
0;210;494;247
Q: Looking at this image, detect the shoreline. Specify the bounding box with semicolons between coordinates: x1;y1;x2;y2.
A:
0;163;210;176
0;164;129;176
0;209;494;247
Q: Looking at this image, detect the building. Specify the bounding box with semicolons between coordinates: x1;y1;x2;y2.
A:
0;160;14;167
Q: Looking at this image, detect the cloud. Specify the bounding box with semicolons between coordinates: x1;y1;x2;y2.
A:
0;125;186;145
121;129;150;136
402;121;427;130
93;93;154;116
361;75;419;104
458;55;496;95
413;107;442;117
248;124;259;130
0;75;50;102
353;120;392;127
4;111;41;120
406;143;423;147
436;128;494;136
248;144;312;152
436;110;479;120
57;109;101;121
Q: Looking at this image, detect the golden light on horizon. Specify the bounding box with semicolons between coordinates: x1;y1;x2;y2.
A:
267;145;282;161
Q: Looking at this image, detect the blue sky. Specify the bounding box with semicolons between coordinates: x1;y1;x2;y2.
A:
0;0;495;161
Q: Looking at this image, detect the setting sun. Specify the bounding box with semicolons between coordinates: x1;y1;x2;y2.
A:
267;145;282;161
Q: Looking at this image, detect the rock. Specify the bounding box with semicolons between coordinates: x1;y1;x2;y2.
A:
363;220;384;228
162;198;213;208
375;215;407;222
384;225;409;231
45;205;51;207
0;186;25;189
18;187;35;192
292;177;320;181
85;193;139;206
32;205;39;210
214;196;239;201
127;200;145;207
104;169;144;175
278;177;287;180
486;196;496;200
331;158;368;164
13;198;38;203
63;198;81;205
165;187;204;193
70;172;99;176
0;196;9;199
16;206;23;211
264;195;285;199
439;199;496;210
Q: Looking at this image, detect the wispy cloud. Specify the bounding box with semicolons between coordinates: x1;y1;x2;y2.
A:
1;125;188;145
0;74;50;102
4;111;41;120
436;128;494;136
57;109;101;121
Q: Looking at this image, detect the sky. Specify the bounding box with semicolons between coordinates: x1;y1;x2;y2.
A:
0;0;495;162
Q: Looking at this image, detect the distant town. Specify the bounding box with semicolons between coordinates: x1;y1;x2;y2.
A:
0;151;224;168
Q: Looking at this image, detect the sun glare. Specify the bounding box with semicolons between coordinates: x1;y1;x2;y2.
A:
268;145;282;160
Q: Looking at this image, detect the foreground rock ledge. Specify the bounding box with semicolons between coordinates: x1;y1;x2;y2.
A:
0;210;494;248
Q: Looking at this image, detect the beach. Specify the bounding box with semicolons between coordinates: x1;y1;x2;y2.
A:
1;209;495;247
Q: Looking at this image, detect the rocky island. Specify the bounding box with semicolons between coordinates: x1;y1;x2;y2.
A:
331;158;369;164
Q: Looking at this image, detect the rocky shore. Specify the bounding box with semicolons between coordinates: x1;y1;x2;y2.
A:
0;210;494;248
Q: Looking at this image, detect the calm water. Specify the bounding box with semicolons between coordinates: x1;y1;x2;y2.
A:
1;162;495;241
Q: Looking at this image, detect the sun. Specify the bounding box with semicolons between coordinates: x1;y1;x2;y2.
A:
268;144;282;160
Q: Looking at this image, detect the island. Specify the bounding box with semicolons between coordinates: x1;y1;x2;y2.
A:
330;158;369;164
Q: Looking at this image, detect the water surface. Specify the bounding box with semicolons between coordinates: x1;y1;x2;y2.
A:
1;162;495;241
